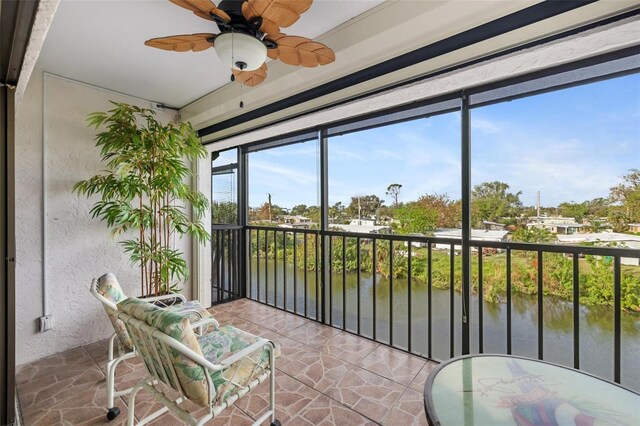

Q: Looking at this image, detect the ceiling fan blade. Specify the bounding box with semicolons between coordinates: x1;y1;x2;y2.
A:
267;34;335;67
233;63;268;87
242;0;312;35
169;0;231;22
145;33;216;52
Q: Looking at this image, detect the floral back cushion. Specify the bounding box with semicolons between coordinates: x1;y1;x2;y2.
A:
97;272;126;303
118;297;211;407
96;273;133;350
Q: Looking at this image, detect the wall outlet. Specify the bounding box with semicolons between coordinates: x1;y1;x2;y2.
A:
39;315;53;332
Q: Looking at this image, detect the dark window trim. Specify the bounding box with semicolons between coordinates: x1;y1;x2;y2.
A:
198;3;640;140
235;47;640;153
243;130;318;153
231;52;640;361
467;46;640;108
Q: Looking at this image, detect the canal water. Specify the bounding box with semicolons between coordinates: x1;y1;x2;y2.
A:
248;260;640;392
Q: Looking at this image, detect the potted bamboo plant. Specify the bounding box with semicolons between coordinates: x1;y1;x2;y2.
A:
74;102;209;297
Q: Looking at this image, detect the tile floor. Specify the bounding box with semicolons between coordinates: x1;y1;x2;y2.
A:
16;299;437;425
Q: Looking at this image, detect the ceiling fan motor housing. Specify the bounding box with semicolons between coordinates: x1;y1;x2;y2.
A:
214;32;267;71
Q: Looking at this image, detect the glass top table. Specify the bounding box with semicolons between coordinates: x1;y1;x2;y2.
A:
424;355;640;426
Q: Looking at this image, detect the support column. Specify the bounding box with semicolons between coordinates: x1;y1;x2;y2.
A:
461;92;471;355
238;147;248;299
319;130;329;324
1;84;16;426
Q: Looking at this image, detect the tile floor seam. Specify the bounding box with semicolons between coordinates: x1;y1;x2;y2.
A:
234;401;259;423
275;369;384;426
354;359;421;389
348;340;381;365
320;362;407;424
281;327;345;348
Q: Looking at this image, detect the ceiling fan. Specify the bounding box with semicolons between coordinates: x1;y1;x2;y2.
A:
145;0;336;88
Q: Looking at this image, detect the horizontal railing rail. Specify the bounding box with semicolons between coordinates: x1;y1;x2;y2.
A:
470;239;640;258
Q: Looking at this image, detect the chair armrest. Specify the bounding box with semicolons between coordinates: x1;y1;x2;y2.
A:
220;339;276;368
144;293;187;304
191;317;220;330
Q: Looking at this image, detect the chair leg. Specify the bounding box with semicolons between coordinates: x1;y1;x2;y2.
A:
108;333;117;362
106;359;115;410
269;348;280;426
127;383;144;426
106;349;137;420
270;364;275;422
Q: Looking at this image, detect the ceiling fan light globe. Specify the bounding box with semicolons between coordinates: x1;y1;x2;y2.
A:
214;33;266;71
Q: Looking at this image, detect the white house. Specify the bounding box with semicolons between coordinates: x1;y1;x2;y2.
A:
330;223;390;234
433;229;509;251
557;232;640;266
527;216;583;234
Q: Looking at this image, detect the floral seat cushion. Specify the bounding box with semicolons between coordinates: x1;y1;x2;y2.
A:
197;325;280;406
118;298;211;407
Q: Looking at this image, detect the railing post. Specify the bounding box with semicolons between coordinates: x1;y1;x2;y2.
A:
239;147;248;299
460;92;471;355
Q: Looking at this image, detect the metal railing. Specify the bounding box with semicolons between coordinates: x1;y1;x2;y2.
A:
211;225;243;304
247;226;322;320
236;225;639;386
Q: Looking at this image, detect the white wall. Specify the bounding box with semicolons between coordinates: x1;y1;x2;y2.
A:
14;72;191;365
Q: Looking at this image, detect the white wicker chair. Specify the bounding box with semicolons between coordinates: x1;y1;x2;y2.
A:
90;273;215;420
117;297;279;426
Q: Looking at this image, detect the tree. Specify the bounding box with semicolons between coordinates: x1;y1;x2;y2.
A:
250;202;285;223
386;183;402;205
584;197;610;218
346;195;385;219
511;227;556;243
558;202;588;222
393;202;437;235
329;202;346;223
306;205;321;224
211;201;237;224
609;169;640;225
415;193;461;228
583;219;608;233
290;204;309;216
472;181;522;226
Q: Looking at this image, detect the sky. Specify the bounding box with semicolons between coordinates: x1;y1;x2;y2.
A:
240;73;640;209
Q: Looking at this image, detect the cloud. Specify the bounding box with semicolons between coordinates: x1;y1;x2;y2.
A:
471;117;501;134
251;161;317;185
329;144;368;162
471;129;631;206
374;148;403;160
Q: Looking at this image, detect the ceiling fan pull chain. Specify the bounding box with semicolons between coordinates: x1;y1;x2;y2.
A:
240;83;244;108
231;29;234;69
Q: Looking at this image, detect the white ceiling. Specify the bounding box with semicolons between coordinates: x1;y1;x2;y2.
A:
37;0;385;107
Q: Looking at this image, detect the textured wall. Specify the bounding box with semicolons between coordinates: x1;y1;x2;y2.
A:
15;0;60;107
15;72;190;365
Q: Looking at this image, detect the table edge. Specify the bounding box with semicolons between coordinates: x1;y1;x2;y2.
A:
422;353;640;426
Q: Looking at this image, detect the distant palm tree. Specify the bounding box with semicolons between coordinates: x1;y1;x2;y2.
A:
584;219;608;233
